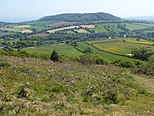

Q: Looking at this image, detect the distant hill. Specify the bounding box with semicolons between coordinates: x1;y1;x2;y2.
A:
39;12;120;22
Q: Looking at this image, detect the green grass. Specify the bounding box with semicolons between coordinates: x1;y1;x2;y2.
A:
0;27;21;32
23;44;84;57
92;24;108;33
125;23;148;30
103;23;124;32
0;55;153;115
90;38;154;55
0;31;13;36
30;26;49;31
77;42;141;62
25;21;56;26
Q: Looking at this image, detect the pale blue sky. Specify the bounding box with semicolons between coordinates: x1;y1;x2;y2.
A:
0;0;154;22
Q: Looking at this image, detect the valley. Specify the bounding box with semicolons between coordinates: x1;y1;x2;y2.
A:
0;12;154;115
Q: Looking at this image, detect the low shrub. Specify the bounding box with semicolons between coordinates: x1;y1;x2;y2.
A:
0;62;11;68
112;59;135;68
95;58;110;65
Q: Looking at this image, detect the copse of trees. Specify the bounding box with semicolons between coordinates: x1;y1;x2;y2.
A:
83;47;93;54
131;47;154;60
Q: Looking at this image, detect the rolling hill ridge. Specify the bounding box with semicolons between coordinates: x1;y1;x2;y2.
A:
39;12;120;22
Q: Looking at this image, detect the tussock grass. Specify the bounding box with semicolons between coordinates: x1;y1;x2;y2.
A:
0;55;153;115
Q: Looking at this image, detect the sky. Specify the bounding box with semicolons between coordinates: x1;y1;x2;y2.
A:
0;0;154;22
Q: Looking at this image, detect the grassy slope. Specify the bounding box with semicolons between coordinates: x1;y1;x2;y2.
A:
92;24;108;33
125;23;148;30
23;44;84;57
0;55;153;115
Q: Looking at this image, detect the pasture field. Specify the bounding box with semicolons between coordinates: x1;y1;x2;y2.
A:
80;25;95;29
74;29;89;33
92;24;108;33
77;42;141;62
47;26;79;33
103;23;124;32
29;25;49;31
25;21;56;26
23;44;83;57
125;23;148;30
20;29;33;33
23;41;143;62
31;33;49;37
89;38;154;55
90;38;153;45
0;31;13;36
47;21;78;27
0;27;21;32
15;25;31;28
47;25;96;33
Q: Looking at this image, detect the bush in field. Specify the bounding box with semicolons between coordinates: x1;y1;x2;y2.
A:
131;47;154;60
83;47;93;54
79;55;95;64
134;56;154;76
0;62;11;68
136;38;140;41
134;64;154;76
95;58;110;65
50;50;59;62
112;59;135;68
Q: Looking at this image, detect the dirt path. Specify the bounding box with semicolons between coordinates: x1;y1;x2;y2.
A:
135;75;154;94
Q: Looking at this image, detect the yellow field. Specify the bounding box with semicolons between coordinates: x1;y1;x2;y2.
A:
125;38;153;45
15;25;31;29
88;38;154;55
89;38;153;45
80;25;95;29
47;26;79;33
74;29;89;33
20;29;33;33
47;25;96;33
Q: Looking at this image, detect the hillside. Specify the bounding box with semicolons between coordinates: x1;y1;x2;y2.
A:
0;55;154;115
39;12;120;22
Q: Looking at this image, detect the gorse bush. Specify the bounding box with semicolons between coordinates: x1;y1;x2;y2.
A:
134;56;154;76
112;59;135;68
79;55;110;65
95;58;110;65
79;55;96;64
50;50;59;62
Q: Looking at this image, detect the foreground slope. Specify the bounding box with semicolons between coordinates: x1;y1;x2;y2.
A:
0;56;154;115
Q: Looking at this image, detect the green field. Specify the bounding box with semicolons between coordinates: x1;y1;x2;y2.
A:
29;26;49;31
92;24;108;33
77;42;142;61
0;27;21;32
23;44;84;57
90;38;154;55
125;23;148;30
23;41;146;62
